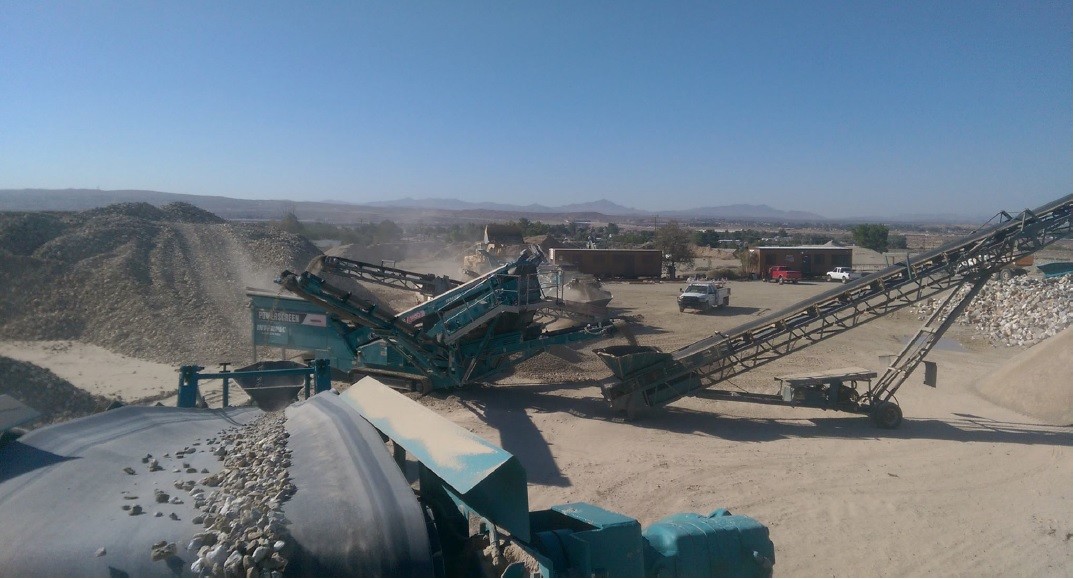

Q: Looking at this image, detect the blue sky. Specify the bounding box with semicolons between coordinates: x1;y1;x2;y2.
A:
1;1;1070;218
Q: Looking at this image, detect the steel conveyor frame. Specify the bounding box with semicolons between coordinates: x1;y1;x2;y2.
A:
600;195;1072;417
313;254;463;297
279;250;616;390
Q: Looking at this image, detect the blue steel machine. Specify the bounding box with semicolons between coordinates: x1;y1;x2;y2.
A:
269;249;616;392
0;373;775;577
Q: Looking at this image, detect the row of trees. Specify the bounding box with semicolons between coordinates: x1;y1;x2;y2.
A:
275;212;905;265
274;213;404;246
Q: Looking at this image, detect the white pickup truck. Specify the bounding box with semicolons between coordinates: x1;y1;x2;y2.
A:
826;267;863;283
677;281;731;313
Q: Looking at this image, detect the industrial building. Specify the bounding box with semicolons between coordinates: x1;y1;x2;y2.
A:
548;248;662;279
747;243;853;279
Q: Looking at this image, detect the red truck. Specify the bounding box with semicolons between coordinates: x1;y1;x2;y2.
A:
767;265;802;284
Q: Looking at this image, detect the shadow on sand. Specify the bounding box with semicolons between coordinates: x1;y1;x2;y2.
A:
451;382;1071;484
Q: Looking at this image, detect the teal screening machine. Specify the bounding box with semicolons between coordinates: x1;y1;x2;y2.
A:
249;249;616;391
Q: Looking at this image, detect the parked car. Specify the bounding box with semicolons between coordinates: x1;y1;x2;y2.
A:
826;267;863;283
767;266;801;284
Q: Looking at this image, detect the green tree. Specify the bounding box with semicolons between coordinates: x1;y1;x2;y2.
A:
655;220;695;272
373;220;403;243
851;224;890;253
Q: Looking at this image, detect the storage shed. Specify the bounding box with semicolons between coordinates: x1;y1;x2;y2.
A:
548;248;662;279
748;244;853;279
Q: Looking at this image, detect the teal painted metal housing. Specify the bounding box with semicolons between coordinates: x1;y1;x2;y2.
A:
343;377;775;577
247;290;356;373
529;503;646;577
177;360;332;409
643;510;775;577
340;378;532;542
1038;261;1072;278
275;249;614;390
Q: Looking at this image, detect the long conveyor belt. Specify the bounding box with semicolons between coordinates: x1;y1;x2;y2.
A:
311;254;463;296
598;194;1072;416
0;398;434;576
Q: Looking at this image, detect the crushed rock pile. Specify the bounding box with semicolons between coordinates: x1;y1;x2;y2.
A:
0;202;320;365
909;274;1072;348
0;356;116;428
184;412;294;577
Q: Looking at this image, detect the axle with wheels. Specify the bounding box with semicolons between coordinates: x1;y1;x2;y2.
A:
683;367;903;428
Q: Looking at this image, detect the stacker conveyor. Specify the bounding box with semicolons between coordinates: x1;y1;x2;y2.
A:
597;195;1072;424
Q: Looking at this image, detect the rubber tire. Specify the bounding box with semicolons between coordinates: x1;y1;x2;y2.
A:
872;402;903;429
679;306;684;312
703;302;712;313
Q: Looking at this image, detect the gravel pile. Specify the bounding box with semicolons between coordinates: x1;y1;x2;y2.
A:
183;412;295;577
0;356;116;428
0;204;320;365
909;274;1073;347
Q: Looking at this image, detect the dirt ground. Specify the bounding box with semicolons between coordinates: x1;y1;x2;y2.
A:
3;277;1070;576
423;275;1074;577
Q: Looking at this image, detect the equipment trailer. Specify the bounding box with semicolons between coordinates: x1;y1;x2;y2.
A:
596;195;1072;424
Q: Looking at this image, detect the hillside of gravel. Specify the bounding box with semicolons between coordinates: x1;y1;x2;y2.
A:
909;273;1073;348
0;356;116;428
0;203;321;365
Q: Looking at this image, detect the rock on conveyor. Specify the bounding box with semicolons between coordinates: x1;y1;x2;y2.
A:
910;274;1073;348
186;412;295;577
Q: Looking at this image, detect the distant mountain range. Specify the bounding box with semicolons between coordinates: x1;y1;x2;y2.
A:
363;196;832;221
363;197;644;215
0;189;985;224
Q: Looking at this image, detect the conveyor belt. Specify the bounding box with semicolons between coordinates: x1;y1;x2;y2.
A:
283;392;433;576
599;194;1072;414
0;406;261;577
314;254;463;296
0;397;434;577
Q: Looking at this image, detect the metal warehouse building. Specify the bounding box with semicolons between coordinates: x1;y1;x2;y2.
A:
548;248;663;279
748;243;853;279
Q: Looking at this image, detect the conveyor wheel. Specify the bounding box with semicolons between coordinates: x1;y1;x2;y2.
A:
872;401;903;429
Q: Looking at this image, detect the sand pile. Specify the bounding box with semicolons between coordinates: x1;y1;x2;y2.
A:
0;203;320;365
0;356;116;428
973;327;1073;425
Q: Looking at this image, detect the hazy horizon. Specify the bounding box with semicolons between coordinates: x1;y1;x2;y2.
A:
1;1;1070;219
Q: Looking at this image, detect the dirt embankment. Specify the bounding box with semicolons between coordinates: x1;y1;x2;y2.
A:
0;202;320;365
0;356;116;428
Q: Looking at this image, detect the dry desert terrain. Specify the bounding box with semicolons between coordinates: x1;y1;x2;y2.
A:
2;274;1071;577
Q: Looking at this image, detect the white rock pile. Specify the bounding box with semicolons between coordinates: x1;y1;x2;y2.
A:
909;274;1072;347
183;412;296;577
